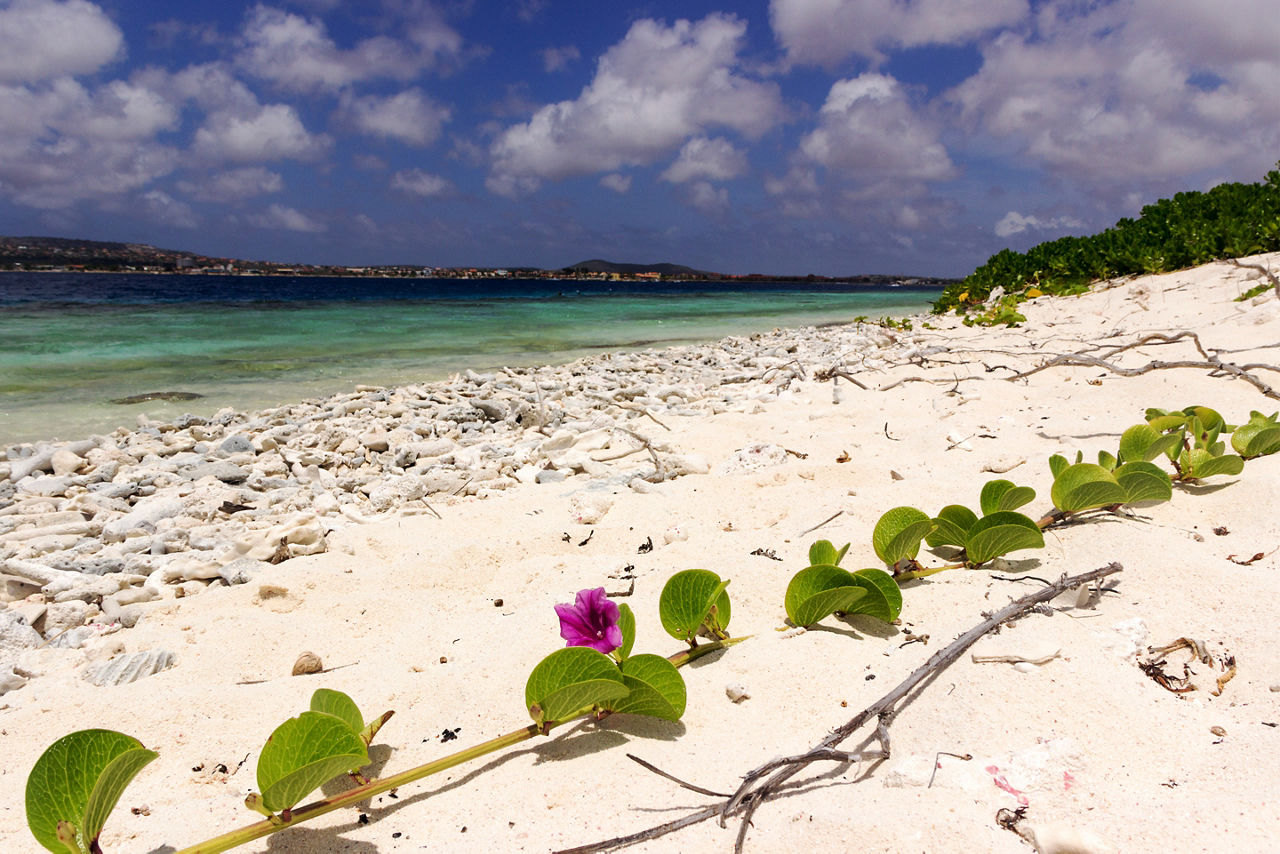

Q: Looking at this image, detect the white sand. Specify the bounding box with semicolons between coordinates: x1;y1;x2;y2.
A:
3;256;1279;853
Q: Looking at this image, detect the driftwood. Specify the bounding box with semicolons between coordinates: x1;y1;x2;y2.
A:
1228;258;1280;299
557;562;1123;854
1010;331;1280;401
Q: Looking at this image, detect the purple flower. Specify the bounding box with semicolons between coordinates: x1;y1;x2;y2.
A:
554;587;623;654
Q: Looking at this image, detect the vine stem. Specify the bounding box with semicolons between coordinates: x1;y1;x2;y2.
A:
172;636;746;854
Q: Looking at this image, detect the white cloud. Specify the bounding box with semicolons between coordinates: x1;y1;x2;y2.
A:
952;0;1280;187
339;89;450;146
0;77;179;208
600;173;631;193
541;45;580;72
236;4;462;92
391;168;451;197
685;180;729;215
994;211;1084;238
661;137;747;183
139;190;198;228
489;14;785;192
770;0;1027;66
249;202;326;232
178;167;284;202
194;103;330;163
799;73;954;181
0;0;124;83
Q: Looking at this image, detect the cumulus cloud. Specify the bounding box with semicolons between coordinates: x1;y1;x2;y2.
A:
249;202;326;232
685;180;730;215
178;167;284;202
139;190;198;228
994;211;1085;238
236;4;462;92
600;174;631;193
391;168;451;197
799;73;953;182
0;0;124;83
952;0;1280;188
541;45;580;72
661;137;747;183
489;14;785;193
770;0;1027;66
339;89;450;146
193;103;330;162
0;77;179;207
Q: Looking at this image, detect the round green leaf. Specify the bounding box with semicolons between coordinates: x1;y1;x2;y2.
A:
808;540;849;567
926;504;976;548
784;565;865;627
1231;412;1280;458
980;480;1036;514
1114;461;1172;504
658;569;731;642
525;647;629;729
257;712;370;813
606;654;687;721
310;689;363;736
26;729;158;854
1050;463;1127;512
963;511;1045;566
1182;448;1244;480
846;568;903;622
872;506;934;566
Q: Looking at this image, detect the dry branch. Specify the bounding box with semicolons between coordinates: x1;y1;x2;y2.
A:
1228;258;1280;299
558;562;1123;854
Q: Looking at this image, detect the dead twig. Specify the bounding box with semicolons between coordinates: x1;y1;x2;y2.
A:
559;562;1123;854
1228;258;1280;299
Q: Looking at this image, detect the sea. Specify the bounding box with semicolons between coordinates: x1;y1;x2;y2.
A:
0;272;941;446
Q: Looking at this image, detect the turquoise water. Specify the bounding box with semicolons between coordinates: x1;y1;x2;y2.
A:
0;274;939;444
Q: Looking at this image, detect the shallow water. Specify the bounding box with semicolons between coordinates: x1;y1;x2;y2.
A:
0;273;939;444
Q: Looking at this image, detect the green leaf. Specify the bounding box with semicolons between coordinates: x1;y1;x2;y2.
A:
871;506;934;566
310;689;363;737
784;565;867;627
1230;411;1280;458
1050;463;1128;513
658;569;731;642
1146;411;1188;433
26;729;158;854
1181;448;1245;480
808;540;849;567
1097;450;1117;471
605;654;687;721
1114;461;1173;504
616;603;636;661
846;568;903;622
257;712;370;813
963;512;1045;566
525;647;628;729
925;504;976;548
1119;424;1169;463
980;479;1036;514
1048;454;1069;479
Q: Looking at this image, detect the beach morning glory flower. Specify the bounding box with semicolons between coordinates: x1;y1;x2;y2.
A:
555;587;623;654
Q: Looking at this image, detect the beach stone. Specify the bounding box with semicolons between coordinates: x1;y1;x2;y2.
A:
569;493;614;524
1;610;43;652
83;648;175;687
218;557;267;586
103;496;186;542
472;399;508;422
43;601;95;636
0;665;27;695
50;448;87;476
360;431;390;452
217;434;255;456
186;461;250;484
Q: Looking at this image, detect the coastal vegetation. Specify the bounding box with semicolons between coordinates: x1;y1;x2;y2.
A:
934;161;1280;315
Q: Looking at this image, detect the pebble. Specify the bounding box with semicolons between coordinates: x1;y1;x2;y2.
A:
83;648;175;687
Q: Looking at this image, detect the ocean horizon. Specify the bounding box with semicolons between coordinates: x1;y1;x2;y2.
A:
0;272;940;445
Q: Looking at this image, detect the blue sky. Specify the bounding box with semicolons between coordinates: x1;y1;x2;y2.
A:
0;0;1276;276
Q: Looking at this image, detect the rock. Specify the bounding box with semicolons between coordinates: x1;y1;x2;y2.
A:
103;497;186;542
185;461;250;484
1;610;43;653
50;448;86;476
83;648;175;686
218;558;266;586
472;399;508;421
360;431;390;452
292;651;323;675
725;682;750;703
43;601;95;636
217;434;255;456
569;493;614;524
0;664;27;695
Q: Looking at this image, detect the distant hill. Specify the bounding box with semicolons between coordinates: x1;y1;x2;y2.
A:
0;235;235;271
561;259;718;277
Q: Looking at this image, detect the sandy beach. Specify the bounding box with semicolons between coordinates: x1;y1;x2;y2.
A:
2;255;1279;853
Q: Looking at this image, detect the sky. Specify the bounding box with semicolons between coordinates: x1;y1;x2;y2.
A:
0;1;1277;277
